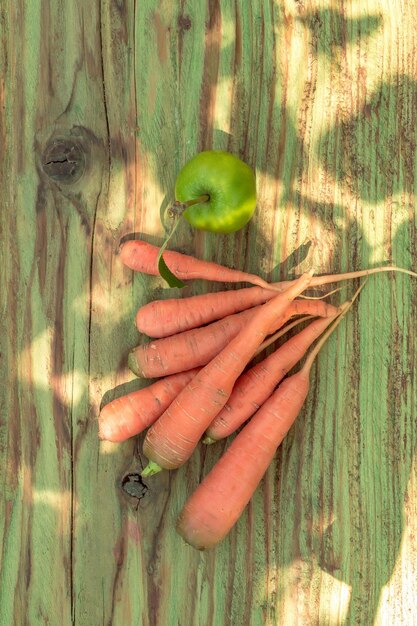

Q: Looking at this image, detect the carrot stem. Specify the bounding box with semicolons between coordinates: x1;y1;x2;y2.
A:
258;263;417;294
157;219;185;288
141;461;163;477
202;436;216;445
309;265;417;286
159;196;211;288
302;279;367;374
298;286;342;300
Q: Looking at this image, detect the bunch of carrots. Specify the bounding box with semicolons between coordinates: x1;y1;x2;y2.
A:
98;240;417;550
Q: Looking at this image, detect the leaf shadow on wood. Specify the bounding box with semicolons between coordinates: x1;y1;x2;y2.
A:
318;76;417;203
257;104;416;626
185;13;417;616
272;239;313;277
297;8;383;66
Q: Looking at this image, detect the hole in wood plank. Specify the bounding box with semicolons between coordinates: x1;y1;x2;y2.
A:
42;138;86;184
121;472;148;501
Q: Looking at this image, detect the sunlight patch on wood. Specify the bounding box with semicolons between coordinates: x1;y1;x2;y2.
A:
106;165;135;232
359;199;411;265
33;489;73;512
18;328;53;390
319;569;352;626
274;559;351;625
218;15;236;51
135;153;167;238
53;371;88;408
213;76;233;137
18;328;88;407
72;281;131;323
99;440;121;455
375;499;417;625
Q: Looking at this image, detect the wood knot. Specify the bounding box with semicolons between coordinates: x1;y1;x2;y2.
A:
121;472;148;501
178;14;192;31
42;138;86;184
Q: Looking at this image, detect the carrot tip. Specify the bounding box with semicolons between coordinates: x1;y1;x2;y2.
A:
141;461;163;477
97;423;107;440
128;351;141;377
98;421;116;442
202;436;217;445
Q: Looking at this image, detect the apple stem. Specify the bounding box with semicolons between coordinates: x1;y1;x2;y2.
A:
167;194;210;218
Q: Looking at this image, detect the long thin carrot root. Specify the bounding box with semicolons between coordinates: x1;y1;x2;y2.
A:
298;286;342;300
301;279;368;375
119;239;281;290
295;265;417;290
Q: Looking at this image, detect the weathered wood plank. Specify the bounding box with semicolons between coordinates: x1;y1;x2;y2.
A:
1;1;417;625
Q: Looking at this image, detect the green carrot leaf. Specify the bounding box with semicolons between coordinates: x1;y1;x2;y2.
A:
157;214;186;288
158;254;186;288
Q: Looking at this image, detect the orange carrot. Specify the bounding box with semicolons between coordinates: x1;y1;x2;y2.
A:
135;287;339;338
129;300;337;379
176;285;364;549
99;316;317;445
135;286;279;337
98;369;199;443
120;241;417;291
128;307;259;378
119;240;277;289
204;314;339;443
141;271;314;476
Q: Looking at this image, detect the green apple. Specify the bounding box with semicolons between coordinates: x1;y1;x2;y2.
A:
174;150;257;234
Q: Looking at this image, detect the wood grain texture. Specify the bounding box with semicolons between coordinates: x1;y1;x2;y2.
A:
1;1;417;624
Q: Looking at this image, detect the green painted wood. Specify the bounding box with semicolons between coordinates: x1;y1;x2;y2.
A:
1;1;417;624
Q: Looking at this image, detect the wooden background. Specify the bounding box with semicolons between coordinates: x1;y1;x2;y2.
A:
1;1;417;624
